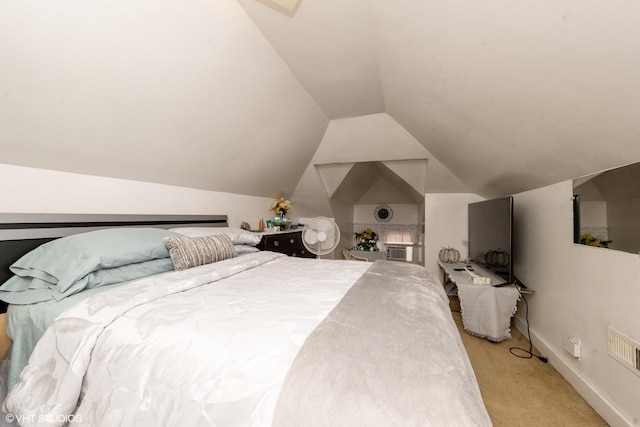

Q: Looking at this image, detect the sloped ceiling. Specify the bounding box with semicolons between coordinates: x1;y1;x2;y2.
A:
315;161;424;205
0;0;327;198
576;162;640;201
357;177;417;205
2;0;640;200
237;0;384;119
239;0;640;198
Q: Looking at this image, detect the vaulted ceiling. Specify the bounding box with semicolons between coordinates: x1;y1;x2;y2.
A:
2;0;640;200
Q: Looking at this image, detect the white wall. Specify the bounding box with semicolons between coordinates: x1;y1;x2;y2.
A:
514;181;640;427
354;204;419;224
424;193;483;275
427;187;640;425
354;203;421;262
0;164;273;228
580;201;608;229
608;198;640;254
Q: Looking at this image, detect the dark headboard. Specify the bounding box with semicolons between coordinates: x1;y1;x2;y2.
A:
0;213;228;311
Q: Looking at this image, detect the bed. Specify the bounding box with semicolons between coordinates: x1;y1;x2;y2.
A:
0;214;491;427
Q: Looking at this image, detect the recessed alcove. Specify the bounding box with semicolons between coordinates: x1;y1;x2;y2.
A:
315;159;426;262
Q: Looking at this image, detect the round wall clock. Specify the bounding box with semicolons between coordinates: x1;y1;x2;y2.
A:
374;205;393;222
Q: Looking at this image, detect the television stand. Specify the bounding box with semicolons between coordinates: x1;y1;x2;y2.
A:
439;261;521;342
492;282;512;288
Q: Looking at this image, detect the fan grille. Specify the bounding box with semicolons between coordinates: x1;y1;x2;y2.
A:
302;217;340;256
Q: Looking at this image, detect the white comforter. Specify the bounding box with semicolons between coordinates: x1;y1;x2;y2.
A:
3;252;371;426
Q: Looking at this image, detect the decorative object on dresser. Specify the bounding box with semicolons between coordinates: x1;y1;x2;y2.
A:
438;246;461;263
271;197;293;231
257;230;314;258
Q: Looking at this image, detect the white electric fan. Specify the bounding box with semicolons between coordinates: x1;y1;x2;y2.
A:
301;216;340;256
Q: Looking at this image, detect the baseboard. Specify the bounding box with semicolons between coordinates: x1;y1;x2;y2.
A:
513;316;633;427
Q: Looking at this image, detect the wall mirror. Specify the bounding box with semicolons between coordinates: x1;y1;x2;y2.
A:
573;162;640;254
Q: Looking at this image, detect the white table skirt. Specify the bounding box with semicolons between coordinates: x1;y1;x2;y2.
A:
439;261;520;342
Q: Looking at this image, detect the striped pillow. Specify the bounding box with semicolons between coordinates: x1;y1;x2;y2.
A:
163;234;237;271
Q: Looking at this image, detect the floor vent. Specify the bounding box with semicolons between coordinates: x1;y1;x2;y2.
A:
608;326;640;376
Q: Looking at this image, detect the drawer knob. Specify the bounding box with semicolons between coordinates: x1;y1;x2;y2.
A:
290;239;295;244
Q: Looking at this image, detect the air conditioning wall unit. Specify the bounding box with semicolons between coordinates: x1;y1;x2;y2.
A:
386;245;408;262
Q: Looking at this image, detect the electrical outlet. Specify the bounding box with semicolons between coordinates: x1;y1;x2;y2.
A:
564;337;581;358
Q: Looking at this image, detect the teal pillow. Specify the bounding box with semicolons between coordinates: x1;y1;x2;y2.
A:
9;228;178;293
0;257;175;304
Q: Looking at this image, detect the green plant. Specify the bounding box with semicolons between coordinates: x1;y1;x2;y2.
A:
353;228;379;251
580;233;611;248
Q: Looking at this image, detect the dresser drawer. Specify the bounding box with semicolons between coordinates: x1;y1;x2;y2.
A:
258;231;315;258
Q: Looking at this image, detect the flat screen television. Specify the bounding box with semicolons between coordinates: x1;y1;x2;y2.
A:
468;196;514;285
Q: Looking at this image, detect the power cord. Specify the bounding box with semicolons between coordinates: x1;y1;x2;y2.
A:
509;287;548;363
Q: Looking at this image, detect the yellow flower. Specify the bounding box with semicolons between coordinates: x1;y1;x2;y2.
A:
580;233;611;248
271;197;292;215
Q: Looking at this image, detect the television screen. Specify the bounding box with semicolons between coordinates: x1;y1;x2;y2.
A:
468;196;513;284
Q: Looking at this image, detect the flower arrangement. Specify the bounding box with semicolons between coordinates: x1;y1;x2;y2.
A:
353;228;379;252
271;197;292;217
580;233;612;248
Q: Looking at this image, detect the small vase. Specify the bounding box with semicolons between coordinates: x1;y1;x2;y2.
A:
280;214;290;231
274;213;290;231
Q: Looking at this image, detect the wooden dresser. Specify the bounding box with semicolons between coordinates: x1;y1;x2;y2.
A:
257;230;315;258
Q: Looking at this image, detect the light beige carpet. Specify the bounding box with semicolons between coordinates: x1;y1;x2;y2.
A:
450;297;608;427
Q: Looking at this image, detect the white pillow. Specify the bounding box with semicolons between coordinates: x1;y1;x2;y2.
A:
168;227;262;246
234;245;260;255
